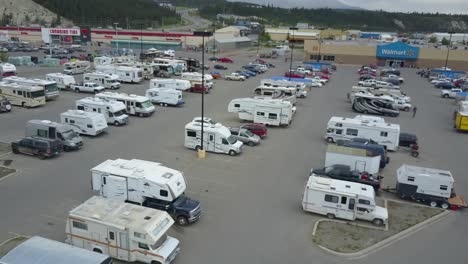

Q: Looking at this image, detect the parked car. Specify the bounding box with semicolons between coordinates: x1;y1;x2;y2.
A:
208;57;219;61
214;64;228;70
243;65;262;73
210;71;222;79
11;137;62;159
312;164;382;191
225;73;246;81
228;128;261;146
218;57;234;63
240;123;267;138
435;82;455;89
234;70;250;78
359;75;375;81
237;70;256;77
441;88;465;98
285;71;305;78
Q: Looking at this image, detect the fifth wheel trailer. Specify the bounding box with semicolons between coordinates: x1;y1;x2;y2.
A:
228;97;294;127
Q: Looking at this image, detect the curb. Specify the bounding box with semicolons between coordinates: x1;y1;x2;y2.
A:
0;168;18;183
312;207;451;258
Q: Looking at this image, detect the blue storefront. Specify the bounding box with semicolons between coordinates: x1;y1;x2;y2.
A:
376;41;419;67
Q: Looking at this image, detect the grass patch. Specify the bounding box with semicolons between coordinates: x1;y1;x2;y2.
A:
313;200;444;253
0;166;15;180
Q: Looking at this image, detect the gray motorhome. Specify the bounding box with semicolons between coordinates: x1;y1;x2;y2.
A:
25;119;83;151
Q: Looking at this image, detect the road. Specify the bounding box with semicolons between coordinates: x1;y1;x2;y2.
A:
0;49;467;264
171;8;212;32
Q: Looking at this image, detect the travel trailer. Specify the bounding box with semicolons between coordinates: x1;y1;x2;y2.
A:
184;120;243;156
0;82;46;107
95;92;155;117
63;61;91;75
228;97;294;126
260;79;308;98
302;175;388;226
180;72;213;88
116;62;154;79
149;78;191;91
95;65;143;83
25;119;83;151
145;88;184;106
60;110;108;136
45;73;76;90
325;116;400;151
325;144;381;175
0;63;16;77
3;76;59;100
253;85;297;105
91;158;201;225
75;97;129;126
83;72;121;89
66;196;180;264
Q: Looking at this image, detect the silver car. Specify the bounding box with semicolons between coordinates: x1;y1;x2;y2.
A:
229;128;261;146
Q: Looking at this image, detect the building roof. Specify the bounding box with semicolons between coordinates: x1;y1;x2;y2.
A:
216;26;242;33
215;36;252;43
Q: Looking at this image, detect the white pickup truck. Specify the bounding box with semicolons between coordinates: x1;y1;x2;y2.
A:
225;73;246;81
386;74;404;83
441;88;465;98
70;82;105;94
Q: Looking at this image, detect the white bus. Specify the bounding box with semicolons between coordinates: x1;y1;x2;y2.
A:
3;76;59;100
0;82;46;107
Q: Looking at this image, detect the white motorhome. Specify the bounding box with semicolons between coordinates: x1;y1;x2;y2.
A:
351;86;411;102
66;196;180;264
153;58;186;72
95;65;143;83
184;120;243;156
75;97;129;126
46;73;76;90
3;76;59;100
260;79;308;98
0;63;16;77
228;97;294;126
0;82;46;107
180;72;213;87
253;85;297;105
146;88;184;106
83;72;121;89
325;144;381;175
302;176;388;226
25;120;83;151
96;92;155;117
149;78;191;91
60;110;108;136
63;61;91;75
325;116;400;151
116;62;154;79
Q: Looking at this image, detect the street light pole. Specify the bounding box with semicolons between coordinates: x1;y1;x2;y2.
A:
289;27;298;80
113;22;119;55
140;23;143;59
444;31;454;70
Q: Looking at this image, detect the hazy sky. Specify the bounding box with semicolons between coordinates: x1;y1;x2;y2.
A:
340;0;468;14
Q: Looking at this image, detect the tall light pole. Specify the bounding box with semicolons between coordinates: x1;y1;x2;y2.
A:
212;23;216;59
289;27;298;80
140;23;144;58
194;31;213;158
444;31;454;70
113;22;119;55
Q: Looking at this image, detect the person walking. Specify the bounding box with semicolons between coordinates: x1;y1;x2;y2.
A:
412;106;417;118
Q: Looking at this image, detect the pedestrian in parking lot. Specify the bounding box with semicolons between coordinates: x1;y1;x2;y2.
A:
412;106;417;118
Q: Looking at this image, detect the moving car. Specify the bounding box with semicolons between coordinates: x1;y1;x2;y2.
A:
228;127;261;146
11;137;62;159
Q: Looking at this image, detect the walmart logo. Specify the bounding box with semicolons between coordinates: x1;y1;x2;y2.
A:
381;48;416;57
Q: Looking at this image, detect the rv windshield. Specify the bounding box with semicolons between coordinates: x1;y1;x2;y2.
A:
45;83;58;92
227;135;237;145
31;90;45;98
141;100;153;109
113;110;125;117
151;234;168;250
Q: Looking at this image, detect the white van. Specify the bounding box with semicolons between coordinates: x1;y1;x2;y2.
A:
75;97;129;126
46;73;76;90
184;120;243;156
149;78;191;91
146;88;184;106
95;65;143;83
96;92;155;117
60;110;108;136
83;72;121;89
63;61;91;75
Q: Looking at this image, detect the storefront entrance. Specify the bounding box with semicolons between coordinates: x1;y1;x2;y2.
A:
387;60;404;68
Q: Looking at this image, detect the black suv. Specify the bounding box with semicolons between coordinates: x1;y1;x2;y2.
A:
11;137;63;159
143;195;202;226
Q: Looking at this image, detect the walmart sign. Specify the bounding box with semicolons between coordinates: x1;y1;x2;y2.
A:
376;41;419;60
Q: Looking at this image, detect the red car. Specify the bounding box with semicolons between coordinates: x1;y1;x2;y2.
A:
240;123;267;138
189;84;210;93
218;57;234;63
285;71;305;78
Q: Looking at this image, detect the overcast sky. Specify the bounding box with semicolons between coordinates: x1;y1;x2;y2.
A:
340;0;468;14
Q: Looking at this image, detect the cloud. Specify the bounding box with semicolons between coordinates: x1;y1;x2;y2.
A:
340;0;468;14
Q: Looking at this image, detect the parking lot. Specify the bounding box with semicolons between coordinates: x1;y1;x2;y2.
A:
0;49;467;264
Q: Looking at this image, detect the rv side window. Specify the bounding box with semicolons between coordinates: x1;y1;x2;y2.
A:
407;176;415;182
336;123;343;127
109;231;115;240
358;199;370;205
380;131;388;137
77;105;84;110
138;242;150;250
87;124;93;128
69;120;75;124
72;221;88;230
37;129;48;138
234;104;240;108
341;196;347;204
324;194;339;203
257;112;265;116
160;190;168;197
209;135;214;141
335;129;343;135
348;198;355;210
346;128;358;136
440;185;448;190
187;131;196;137
268;113;278;120
134;232;146;239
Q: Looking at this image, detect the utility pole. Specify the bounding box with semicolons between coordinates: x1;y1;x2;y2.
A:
444;31;455;70
289;27;298;80
113;22;119;55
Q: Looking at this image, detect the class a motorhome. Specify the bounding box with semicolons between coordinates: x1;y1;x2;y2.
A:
325;116;400;151
260;79;308;98
63;61;91;75
95;92;155;117
0;63;17;77
153;58;186;72
75;97;129;126
145;88;184;106
184;120;243;156
66;196;180;264
253;85;297;105
83;72;121;90
95;65;143;83
25;119;83;151
0;81;46;107
46;73;76;90
60;110;108;136
149;78;191;91
3;76;59;100
325;144;381;175
228;97;294;127
302;176;388;225
351;86;411;102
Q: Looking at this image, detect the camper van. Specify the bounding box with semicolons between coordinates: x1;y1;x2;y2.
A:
95;65;143;83
25;120;83;151
60;110;108;136
83;72;121;89
0;63;17;77
325;116;400;151
3;76;59;100
302;176;388;226
260;79;308;98
75;97;129;126
181;72;213;88
149;78;191;91
66;196;180;264
95;92;155;117
63;61;91;75
228;97;294;126
46;73;76;90
91;158;201;225
146;88;184;106
0;82;46;107
185;120;243;156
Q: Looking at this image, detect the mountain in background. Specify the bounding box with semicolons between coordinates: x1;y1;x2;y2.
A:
227;0;361;9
